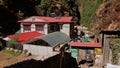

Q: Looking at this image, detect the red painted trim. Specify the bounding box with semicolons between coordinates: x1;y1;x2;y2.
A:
70;41;102;48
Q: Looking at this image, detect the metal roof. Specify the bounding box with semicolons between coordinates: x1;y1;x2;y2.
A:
8;31;44;43
70;41;102;48
18;16;73;23
26;32;71;46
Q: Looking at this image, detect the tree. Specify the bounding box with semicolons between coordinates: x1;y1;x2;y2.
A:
0;0;4;5
37;0;81;25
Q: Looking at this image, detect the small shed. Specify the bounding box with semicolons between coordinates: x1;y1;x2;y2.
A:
100;30;120;66
23;31;71;55
70;41;102;62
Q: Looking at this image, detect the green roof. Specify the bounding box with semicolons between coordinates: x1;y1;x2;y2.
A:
26;32;71;46
15;29;21;34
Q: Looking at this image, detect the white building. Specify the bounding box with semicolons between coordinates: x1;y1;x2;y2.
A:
18;16;74;37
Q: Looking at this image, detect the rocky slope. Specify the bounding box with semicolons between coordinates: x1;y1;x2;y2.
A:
96;0;120;30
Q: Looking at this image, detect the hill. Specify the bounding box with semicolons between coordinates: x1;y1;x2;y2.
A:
96;0;120;30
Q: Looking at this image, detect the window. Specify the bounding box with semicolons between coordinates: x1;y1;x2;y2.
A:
35;24;44;31
50;24;54;30
23;24;31;32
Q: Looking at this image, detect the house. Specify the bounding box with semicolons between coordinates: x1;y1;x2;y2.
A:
18;16;74;37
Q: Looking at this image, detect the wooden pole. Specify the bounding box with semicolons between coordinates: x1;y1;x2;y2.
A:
102;35;110;66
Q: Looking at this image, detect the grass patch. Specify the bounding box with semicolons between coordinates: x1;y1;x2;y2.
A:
2;49;20;56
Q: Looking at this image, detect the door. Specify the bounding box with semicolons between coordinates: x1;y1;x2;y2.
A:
48;23;60;33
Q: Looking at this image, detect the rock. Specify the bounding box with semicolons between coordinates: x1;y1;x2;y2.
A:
10;48;14;51
14;49;18;52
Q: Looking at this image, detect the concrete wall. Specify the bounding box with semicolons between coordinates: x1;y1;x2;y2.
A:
106;63;120;68
60;24;70;36
5;52;78;68
5;54;60;68
23;44;53;56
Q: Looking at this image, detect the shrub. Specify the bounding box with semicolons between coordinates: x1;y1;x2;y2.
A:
7;38;17;48
14;42;23;50
110;39;120;64
2;49;20;56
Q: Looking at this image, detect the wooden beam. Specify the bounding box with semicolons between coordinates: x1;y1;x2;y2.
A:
102;35;110;66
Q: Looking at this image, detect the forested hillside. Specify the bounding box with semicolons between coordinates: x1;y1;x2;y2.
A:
79;0;104;27
0;0;80;35
0;0;119;35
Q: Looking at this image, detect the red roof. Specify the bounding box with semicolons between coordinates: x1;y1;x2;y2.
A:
8;31;44;43
18;16;73;23
70;41;102;48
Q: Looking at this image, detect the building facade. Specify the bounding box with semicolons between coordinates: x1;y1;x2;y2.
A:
18;16;74;37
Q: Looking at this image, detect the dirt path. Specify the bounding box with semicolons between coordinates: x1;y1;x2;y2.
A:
0;51;13;62
0;51;37;68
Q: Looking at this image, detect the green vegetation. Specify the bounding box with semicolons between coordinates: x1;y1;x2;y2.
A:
2;49;20;56
7;38;17;48
110;39;120;64
39;0;50;9
79;0;103;27
0;0;3;5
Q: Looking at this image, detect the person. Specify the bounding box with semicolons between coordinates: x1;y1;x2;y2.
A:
78;31;85;42
72;26;78;42
83;33;89;42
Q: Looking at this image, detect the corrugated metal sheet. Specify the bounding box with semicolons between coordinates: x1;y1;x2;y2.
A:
26;31;71;46
18;16;73;23
70;41;102;48
8;31;44;43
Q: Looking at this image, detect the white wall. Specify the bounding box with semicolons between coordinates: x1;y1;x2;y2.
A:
23;44;53;56
21;24;23;33
60;24;70;36
106;63;120;68
44;24;48;35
